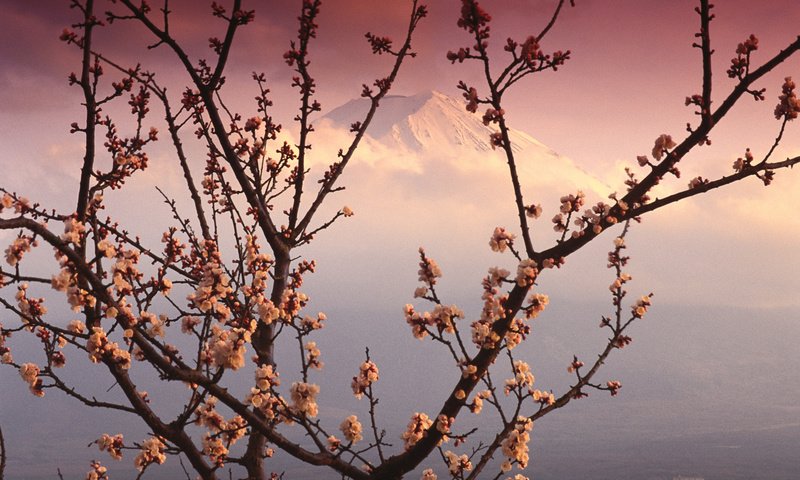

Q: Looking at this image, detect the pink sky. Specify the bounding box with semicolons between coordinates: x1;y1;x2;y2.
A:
3;0;800;179
2;0;800;307
3;1;800;159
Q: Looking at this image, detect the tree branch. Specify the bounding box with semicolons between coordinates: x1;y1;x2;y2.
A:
0;425;5;480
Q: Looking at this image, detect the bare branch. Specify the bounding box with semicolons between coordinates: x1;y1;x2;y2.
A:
0;425;5;480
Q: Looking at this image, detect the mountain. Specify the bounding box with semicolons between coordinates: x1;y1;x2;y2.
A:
317;90;610;194
324;90;543;154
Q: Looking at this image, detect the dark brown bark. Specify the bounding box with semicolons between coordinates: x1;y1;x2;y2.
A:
242;252;290;480
75;0;96;222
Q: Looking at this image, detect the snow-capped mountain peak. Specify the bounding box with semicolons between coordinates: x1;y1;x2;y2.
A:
318;90;609;195
323;90;551;155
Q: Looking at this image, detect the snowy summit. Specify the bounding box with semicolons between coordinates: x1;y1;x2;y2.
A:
323;90;550;154
317;90;608;194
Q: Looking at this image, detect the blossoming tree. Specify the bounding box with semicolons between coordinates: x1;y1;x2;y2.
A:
2;1;800;479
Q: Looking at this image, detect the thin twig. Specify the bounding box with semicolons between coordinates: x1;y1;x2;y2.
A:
0;425;5;480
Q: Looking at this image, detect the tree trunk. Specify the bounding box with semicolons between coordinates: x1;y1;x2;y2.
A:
242;251;290;479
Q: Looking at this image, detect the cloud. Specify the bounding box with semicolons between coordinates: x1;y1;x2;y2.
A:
592;151;800;309
298;101;800;310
